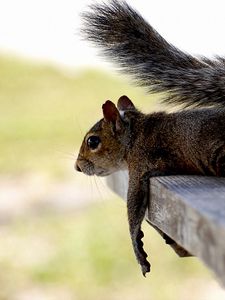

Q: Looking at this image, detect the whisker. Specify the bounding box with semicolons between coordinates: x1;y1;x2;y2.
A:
59;156;75;161
93;175;104;201
96;176;111;195
89;175;95;203
55;149;76;157
54;150;77;165
74;115;84;137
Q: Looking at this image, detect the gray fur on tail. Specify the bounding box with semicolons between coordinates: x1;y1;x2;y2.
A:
82;0;225;108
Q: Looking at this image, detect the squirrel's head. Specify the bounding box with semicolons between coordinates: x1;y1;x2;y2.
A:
75;95;136;176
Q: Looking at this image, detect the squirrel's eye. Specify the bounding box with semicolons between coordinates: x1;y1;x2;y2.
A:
87;136;101;150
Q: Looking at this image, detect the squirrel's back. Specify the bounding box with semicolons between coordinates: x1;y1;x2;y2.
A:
82;0;225;108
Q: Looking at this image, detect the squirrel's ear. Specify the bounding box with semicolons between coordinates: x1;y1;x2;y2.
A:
102;100;122;132
117;95;136;111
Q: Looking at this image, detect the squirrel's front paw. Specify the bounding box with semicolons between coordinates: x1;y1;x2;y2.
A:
135;229;151;276
141;260;151;277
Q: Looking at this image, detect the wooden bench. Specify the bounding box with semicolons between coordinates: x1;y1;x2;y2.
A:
107;171;225;286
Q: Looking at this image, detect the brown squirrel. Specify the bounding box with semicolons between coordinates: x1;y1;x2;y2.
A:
75;0;225;276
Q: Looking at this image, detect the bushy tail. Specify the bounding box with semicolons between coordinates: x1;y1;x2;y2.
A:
82;0;225;107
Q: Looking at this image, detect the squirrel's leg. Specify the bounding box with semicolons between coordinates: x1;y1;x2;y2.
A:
126;172;151;276
127;171;166;276
127;175;150;276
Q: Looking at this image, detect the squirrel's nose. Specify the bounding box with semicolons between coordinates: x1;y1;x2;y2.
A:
75;162;82;172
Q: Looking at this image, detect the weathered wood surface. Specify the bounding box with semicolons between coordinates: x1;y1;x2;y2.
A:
106;172;225;287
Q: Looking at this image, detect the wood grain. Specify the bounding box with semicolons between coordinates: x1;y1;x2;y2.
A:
150;176;225;286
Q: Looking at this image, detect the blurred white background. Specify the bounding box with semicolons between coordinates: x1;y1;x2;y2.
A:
0;0;225;68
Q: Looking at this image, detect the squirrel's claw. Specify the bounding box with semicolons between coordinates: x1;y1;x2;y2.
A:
134;229;151;276
141;261;151;277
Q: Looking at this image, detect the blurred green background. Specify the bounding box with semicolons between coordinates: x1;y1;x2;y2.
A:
0;54;224;300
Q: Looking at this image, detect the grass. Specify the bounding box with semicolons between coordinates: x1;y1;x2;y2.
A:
0;200;213;300
0;55;159;177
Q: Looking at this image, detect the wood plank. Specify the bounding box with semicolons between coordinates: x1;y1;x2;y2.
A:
107;171;192;256
149;176;225;286
107;173;225;286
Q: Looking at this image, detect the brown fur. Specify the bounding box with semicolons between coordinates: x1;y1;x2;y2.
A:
75;96;225;275
77;0;225;277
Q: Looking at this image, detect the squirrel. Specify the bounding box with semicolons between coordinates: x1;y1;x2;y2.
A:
75;0;225;276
